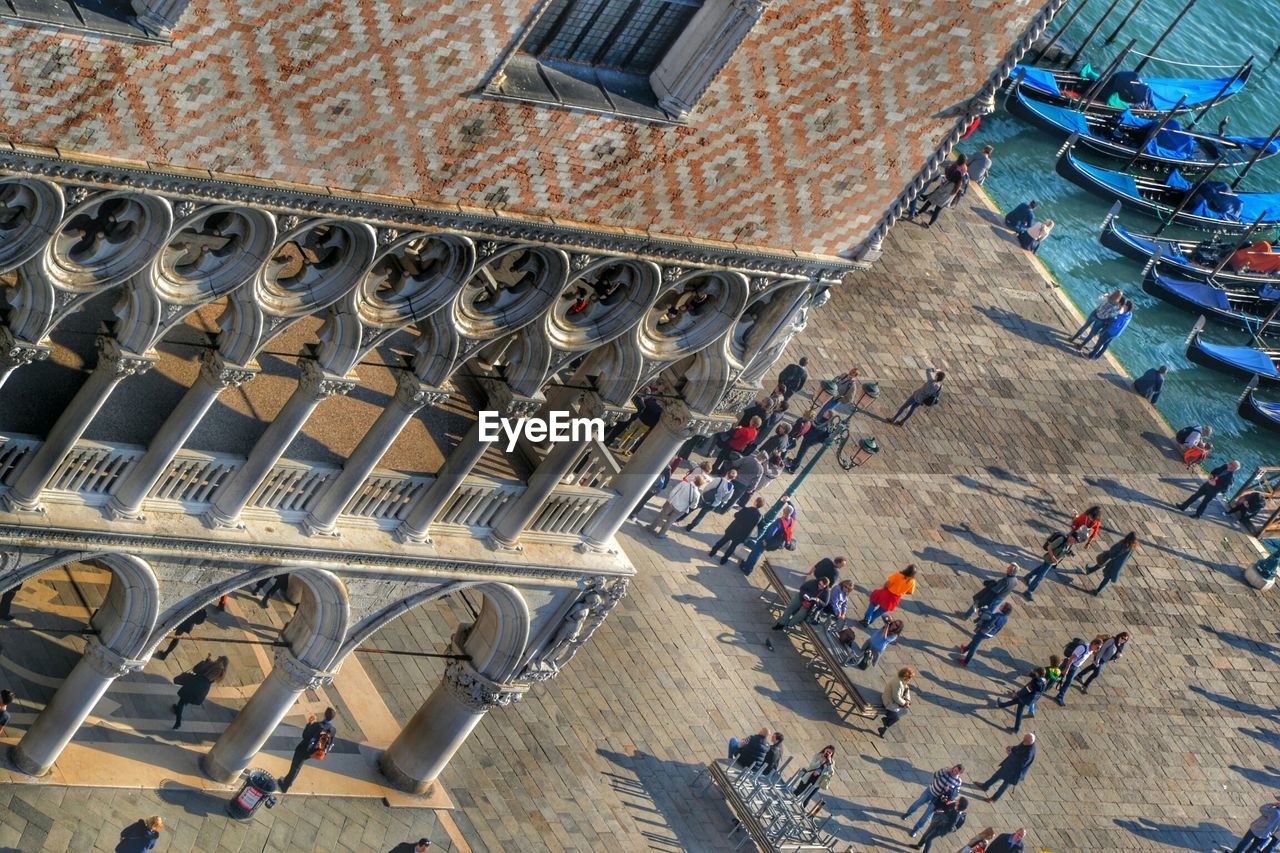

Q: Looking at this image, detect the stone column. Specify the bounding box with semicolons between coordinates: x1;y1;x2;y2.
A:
394;388;542;545
0;327;51;396
303;374;450;536
11;637;143;776
579;402;719;551
488;437;588;549
107;350;259;520
201;650;332;784
4;337;156;512
204;360;355;529
379;660;526;795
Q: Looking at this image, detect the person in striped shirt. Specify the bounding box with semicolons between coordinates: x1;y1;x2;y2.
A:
901;764;964;837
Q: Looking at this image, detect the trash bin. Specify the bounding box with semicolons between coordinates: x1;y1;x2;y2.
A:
227;768;278;820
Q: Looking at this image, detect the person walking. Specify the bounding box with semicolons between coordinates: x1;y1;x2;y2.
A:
772;576;831;630
1055;637;1103;705
914;796;968;852
172;654;229;730
1030;655;1061;719
786;409;836;473
862;565;918;625
279;706;337;793
739;500;797;576
987;828;1027;853
793;745;835;806
1004;200;1038;233
901;764;963;837
154;606;209;661
1085;300;1133;359
891;368;944;426
857;617;904;669
710;497;764;565
255;574;293;608
1069;289;1124;346
817;369;860;421
812;368;860;411
648;474;704;538
996;668;1046;733
976;734;1036;802
877;667;915;739
117;816;164;853
957;603;1012;667
1083;532;1138;595
1080;631;1130;692
684;469;738;532
1069;506;1103;549
728;726;771;768
913;159;967;227
1231;796;1280;853
963;563;1017;619
1177;460;1241;518
775;357;808;402
1133;365;1168;403
1022;528;1086;601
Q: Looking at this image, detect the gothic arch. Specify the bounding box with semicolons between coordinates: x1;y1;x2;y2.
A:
636;269;748;363
0;177;66;275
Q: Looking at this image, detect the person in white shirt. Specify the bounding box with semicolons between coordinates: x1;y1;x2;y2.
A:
1055;637;1102;705
683;470;738;532
649;475;704;538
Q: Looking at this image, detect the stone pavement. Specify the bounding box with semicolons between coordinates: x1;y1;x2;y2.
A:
4;188;1280;851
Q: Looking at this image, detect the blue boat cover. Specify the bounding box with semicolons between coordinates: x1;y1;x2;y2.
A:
1017;66;1061;96
1260;285;1280;301
1148;121;1197;159
1019;96;1091;134
1233;137;1280;156
1153;273;1231;310
1198;339;1280;377
1075;157;1141;197
1146;74;1247;111
1166;169;1192;190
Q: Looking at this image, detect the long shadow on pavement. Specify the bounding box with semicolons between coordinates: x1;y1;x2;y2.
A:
1114;817;1235;851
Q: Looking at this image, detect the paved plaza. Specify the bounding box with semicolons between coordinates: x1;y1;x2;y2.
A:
2;189;1278;852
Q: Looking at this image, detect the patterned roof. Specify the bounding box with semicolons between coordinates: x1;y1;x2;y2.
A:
0;0;1043;258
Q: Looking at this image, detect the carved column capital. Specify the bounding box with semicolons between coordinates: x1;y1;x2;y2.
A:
82;637;145;678
393;371;451;412
443;660;527;710
298;359;357;402
96;336;157;379
477;377;544;419
658;398;732;438
0;326;51;372
579;390;630;426
199;349;259;390
274;650;334;691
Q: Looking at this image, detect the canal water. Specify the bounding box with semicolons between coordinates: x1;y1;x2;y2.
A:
971;0;1280;475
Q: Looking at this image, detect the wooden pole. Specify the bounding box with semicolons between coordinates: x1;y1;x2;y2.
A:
1211;211;1269;275
1187;56;1253;128
1135;0;1200;74
1104;0;1150;45
1034;0;1092;65
1066;0;1127;68
1154;153;1226;236
1078;39;1136;113
1231;119;1280;189
1122;95;1187;170
1255;302;1280;344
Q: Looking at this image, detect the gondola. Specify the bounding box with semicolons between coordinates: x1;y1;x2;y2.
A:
1185;329;1280;386
1006;81;1280;170
1142;269;1280;330
1057;149;1280;233
1099;211;1280;287
1011;64;1251;117
1239;388;1280;433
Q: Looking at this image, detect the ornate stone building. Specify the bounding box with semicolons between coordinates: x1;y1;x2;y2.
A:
0;0;1061;797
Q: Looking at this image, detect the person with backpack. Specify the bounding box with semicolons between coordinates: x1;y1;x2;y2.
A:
172;654;229;730
996;668;1046;733
709;497;765;565
1069;506;1103;549
772;576;831;629
1176;423;1213;455
963;563;1018;619
1083;532;1138;595
1022;528;1086;601
862;565;918;625
901;764;963;837
775;357;808;402
976;734;1036;803
1176;459;1241;519
957;603;1012;667
1030;655;1061;719
117;816;164;853
1056;637;1103;705
648;474;704;538
785;409;836;473
154;606;209;661
739;499;797;576
1080;631;1130;692
891;368;944;426
914;796;968;852
279;706;337;793
683;469;738;532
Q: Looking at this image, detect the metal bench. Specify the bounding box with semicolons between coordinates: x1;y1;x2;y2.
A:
758;559;875;720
